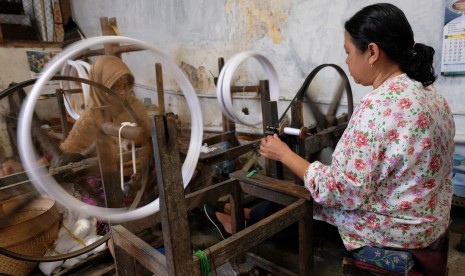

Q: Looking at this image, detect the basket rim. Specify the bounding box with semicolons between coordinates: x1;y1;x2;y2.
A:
0;197;60;248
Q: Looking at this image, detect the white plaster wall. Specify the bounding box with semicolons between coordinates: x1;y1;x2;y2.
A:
70;0;465;152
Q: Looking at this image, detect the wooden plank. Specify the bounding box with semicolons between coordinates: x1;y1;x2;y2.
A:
155;63;165;114
202;131;235;146
112;225;167;275
150;114;195;275
240;182;298;206
197;139;260;165
230;170;310;200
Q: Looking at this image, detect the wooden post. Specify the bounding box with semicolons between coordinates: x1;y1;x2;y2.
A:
55;89;73;139
100;17;121;57
260;80;283;179
155;63;165;114
150;113;195;275
92;106;137;274
92;106;124;209
291;100;305;186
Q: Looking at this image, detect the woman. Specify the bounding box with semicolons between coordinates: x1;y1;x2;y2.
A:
207;3;455;254
263;2;455;250
60;55;149;155
56;55;153;233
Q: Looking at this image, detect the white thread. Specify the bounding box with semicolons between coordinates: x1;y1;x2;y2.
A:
18;36;203;223
283;127;301;136
118;122;138;192
216;51;279;126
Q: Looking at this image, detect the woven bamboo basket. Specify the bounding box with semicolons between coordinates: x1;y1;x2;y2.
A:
0;195;60;276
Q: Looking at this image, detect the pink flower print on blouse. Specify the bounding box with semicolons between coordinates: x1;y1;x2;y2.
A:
388;81;406;93
420;138;432;149
386;129;400;143
397;98;413;109
355;131;369;148
423;179;436;189
383;108;392;117
416;111;432;130
429;154;441;172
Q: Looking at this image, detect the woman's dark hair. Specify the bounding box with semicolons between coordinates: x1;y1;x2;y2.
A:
344;3;436;86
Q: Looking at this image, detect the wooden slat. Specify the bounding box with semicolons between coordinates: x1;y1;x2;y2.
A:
197;139;260;165
202;131;235;146
230;170;310;200
112;225;167;275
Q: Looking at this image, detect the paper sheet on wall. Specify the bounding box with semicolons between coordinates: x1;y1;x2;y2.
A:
441;1;465;75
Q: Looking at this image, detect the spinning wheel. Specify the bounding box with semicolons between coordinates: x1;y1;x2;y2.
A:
278;64;353;133
17;36;202;223
0;76;148;263
272;64;354;166
298;64;353;130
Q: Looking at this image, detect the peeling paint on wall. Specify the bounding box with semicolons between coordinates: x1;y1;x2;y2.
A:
180;62;213;93
224;0;290;45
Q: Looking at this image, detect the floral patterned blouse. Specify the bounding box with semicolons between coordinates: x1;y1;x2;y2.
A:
304;74;455;250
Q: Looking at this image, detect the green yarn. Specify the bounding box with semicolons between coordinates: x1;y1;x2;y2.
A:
194;250;210;276
246;169;258;177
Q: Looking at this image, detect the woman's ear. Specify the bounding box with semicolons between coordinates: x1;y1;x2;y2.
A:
367;42;379;65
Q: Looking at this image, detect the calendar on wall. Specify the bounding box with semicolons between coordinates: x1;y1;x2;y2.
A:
441;0;465;75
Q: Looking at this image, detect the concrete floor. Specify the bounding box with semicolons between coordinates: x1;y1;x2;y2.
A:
190;203;465;276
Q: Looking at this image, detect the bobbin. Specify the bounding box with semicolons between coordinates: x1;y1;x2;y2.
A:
277;123;309;140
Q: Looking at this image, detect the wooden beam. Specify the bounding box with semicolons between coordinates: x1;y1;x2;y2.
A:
155;63;165;114
150;113;195;275
112;225;167;274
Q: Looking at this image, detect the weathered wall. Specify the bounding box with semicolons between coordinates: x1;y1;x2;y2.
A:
0;47;61;158
69;0;465;153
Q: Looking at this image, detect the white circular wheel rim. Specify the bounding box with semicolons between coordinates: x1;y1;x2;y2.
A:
60;60;91;120
216;51;279;126
18;36;203;223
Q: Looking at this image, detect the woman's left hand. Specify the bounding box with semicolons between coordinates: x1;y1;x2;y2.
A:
259;134;293;162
